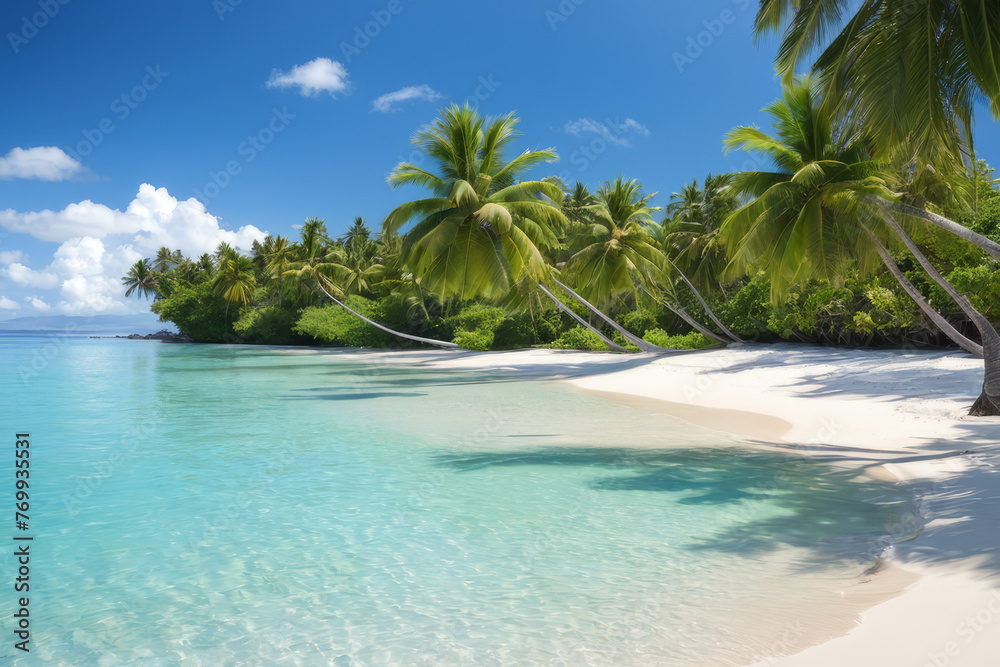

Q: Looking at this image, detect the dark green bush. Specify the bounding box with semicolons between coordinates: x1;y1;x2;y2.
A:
642;329;715;349
151;282;233;343
550;327;609;351
293;296;389;347
234;306;297;345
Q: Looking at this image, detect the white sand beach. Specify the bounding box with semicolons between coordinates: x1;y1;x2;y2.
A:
317;343;1000;666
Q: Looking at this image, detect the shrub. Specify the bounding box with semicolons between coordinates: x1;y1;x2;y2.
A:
719;274;773;338
233;306;297;345
447;304;507;351
642;328;715;349
293;296;389;347
453;329;495;351
620;309;659;337
550;327;609;351
151;282;233;343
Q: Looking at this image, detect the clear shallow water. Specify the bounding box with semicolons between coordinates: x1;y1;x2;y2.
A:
0;337;920;665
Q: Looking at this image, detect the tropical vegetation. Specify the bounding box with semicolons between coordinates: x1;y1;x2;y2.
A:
126;3;1000;415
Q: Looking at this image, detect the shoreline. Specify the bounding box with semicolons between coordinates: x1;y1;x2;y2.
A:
287;343;1000;665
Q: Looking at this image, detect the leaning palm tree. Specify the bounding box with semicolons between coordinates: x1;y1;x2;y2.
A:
561;176;733;350
754;0;1000;168
384;104;635;350
722;78;999;414
121;259;159;300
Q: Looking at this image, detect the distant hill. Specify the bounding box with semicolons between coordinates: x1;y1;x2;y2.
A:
0;314;173;335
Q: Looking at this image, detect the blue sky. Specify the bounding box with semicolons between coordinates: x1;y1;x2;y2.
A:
1;0;999;320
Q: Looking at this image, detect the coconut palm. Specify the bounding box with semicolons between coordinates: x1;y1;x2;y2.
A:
122;259;159;300
153;247;179;273
339;217;373;257
212;255;256;317
662;174;739;293
561;181;601;227
561;176;733;350
722;78;999;414
384;103;567;301
754;0;1000;167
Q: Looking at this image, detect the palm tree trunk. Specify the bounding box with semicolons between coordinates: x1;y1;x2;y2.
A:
537;284;626;352
664;258;744;343
868;196;1000;261
550;280;673;353
971;332;1000;416
878;212;1000;416
867;231;983;357
638;285;730;345
317;281;459;349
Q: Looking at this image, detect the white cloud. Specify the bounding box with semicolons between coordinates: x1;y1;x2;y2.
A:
372;85;442;113
24;296;51;311
0;146;90;181
0;296;19;310
0;184;268;317
266;58;350;97
562;117;650;148
0;250;24;265
4;263;59;289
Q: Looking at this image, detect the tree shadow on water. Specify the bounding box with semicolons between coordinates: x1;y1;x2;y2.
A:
434;446;922;570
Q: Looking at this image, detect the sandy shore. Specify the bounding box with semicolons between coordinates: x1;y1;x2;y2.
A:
307;343;1000;666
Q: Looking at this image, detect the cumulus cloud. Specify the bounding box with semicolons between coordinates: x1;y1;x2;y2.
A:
0;250;25;265
0;146;91;181
266;58;350;97
0;296;18;310
372;85;442;113
562;117;650;148
4;263;59;289
0;184;267;317
24;296;51;311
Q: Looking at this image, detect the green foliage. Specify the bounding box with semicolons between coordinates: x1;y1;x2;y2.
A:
718;274;772;338
945;264;1000;319
233;306;297;345
151;282;233;343
768;283;854;339
493;313;538;349
642;329;715;349
293;296;389;347
619;309;659;337
453;329;494;351
447;304;507;351
549;327;609;351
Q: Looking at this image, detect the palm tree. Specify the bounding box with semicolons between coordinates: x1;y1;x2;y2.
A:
661;174;739;293
197;253;215;279
384;103;566;301
722;78;1000;414
121;259;159;300
561;181;601;227
212;255;256;317
561;176;733;350
153;247;178;273
754;0;1000;168
213;241;237;266
339;217;373;257
384;104;635;350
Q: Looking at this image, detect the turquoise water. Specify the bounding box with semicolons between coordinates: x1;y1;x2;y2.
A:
0;336;920;665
